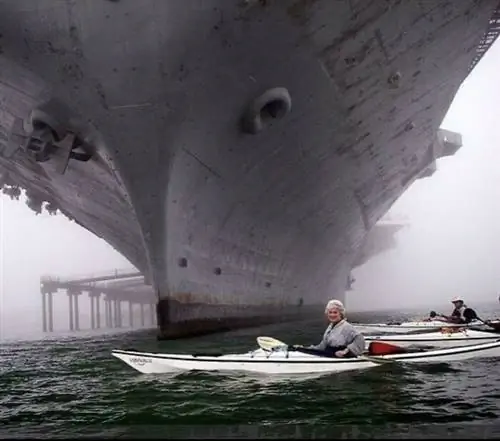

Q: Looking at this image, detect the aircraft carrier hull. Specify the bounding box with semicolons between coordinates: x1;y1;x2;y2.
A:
0;0;497;339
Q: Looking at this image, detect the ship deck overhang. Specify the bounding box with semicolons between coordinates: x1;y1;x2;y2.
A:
0;0;499;339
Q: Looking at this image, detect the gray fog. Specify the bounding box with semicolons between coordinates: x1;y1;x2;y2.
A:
351;39;500;312
1;40;500;339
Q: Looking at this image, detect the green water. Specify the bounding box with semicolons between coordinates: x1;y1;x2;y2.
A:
1;308;500;439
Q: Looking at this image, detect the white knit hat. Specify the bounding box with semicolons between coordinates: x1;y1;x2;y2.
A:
325;299;346;315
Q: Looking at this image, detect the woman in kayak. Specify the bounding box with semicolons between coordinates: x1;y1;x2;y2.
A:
292;299;365;358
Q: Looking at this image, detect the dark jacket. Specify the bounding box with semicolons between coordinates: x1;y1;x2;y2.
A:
450;305;477;324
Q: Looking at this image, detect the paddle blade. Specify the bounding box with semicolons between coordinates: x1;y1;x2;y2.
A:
368;341;407;356
257;336;287;351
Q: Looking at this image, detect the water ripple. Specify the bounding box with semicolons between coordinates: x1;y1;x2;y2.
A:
1;322;500;437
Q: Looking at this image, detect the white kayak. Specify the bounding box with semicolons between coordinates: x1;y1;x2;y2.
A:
111;338;500;375
353;319;486;334
365;329;499;349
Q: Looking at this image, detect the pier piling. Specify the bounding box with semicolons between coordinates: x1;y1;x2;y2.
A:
39;269;156;333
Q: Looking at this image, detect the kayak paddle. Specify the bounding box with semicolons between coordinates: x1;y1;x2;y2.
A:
256;336;395;364
256;336;288;351
431;310;500;332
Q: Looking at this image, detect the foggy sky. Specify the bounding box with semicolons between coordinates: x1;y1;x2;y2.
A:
1;39;500;338
351;38;500;311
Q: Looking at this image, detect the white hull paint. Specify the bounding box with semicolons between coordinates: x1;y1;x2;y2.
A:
353;320;485;334
365;330;500;349
111;339;500;375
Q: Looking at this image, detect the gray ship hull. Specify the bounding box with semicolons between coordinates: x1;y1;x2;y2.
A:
0;0;497;338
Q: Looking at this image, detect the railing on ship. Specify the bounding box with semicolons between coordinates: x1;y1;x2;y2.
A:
469;3;500;72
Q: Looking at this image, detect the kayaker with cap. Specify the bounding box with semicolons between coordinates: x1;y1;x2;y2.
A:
293;299;365;358
435;296;478;324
